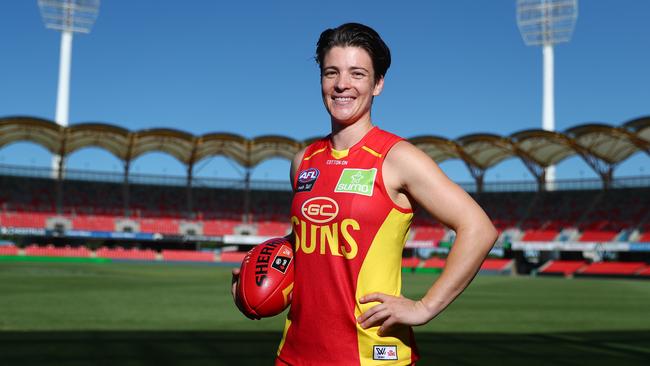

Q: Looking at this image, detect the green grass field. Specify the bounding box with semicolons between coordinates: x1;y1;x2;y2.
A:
1;260;649;365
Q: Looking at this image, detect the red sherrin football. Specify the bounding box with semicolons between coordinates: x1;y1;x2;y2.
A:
236;237;294;318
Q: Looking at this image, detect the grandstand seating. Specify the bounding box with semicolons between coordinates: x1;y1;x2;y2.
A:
0;244;18;255
96;247;157;260
203;219;238;236
472;192;530;231
24;244;91;257
402;257;420;268
1;172;649;277
480;259;513;271
422;257;446;269
162;249;214;262
412;226;446;242
2;174;648;243
256;221;290;237
578;230;618;242
220;251;247;263
0;212;49;228
521;230;558;241
72;215;115;231
538;260;587;276
139;217;180;234
578;261;647;276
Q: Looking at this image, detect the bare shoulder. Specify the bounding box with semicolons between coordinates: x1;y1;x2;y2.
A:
384;140;487;231
384;140;442;190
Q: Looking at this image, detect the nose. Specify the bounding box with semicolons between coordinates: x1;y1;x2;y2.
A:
334;73;351;91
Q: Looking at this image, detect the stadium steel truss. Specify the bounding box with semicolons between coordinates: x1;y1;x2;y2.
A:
0;115;648;194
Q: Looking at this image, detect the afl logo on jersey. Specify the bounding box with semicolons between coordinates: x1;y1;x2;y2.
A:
301;197;338;224
296;168;319;192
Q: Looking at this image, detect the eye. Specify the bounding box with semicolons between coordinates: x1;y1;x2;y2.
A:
323;70;337;78
351;71;367;79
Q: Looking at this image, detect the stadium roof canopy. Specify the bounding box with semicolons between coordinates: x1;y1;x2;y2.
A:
0;115;648;191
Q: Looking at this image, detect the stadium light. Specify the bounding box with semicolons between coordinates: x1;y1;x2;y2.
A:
517;0;578;190
38;0;100;177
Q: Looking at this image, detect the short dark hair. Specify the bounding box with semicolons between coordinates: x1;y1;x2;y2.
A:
315;23;391;82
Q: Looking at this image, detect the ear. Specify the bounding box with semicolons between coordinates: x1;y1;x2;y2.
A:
372;76;385;96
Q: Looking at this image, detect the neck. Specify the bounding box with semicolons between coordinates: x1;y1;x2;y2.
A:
330;119;373;150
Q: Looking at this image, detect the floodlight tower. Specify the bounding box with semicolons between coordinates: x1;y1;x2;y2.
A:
38;0;100;176
517;0;577;190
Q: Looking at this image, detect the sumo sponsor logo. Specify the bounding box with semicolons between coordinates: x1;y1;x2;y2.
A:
296;168;319;192
301;197;338;224
373;345;398;360
293;197;359;259
334;168;377;196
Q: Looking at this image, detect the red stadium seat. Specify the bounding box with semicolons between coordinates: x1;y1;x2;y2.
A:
96;247;157;260
412;226;445;242
480;259;512;271
0;212;49;228
401;257;420;268
579;261;646;276
204;219;239;236
162;249;214;262
422;257;446;269
0;245;18;256
578;230;618;242
637;266;650;276
521;230;558;241
256;221;290;237
24;244;90;258
72;215;115;231
140;218;180;234
539;260;587;276
220;251;248;263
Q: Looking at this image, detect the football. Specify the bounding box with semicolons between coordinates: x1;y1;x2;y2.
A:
236;237;294;318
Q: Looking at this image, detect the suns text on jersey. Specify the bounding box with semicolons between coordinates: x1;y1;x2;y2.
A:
290;216;359;259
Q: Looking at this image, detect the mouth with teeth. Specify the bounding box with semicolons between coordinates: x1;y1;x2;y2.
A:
333;96;355;105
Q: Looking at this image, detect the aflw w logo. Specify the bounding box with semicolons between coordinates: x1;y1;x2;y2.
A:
373;345;397;360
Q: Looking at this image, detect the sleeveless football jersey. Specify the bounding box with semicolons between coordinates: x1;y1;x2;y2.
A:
276;127;419;366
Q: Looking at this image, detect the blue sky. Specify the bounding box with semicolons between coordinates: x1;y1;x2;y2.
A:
1;0;648;183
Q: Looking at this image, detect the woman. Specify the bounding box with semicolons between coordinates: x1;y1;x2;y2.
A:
233;23;497;366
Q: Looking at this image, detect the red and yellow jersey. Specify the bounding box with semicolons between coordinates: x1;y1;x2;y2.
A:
277;127;418;366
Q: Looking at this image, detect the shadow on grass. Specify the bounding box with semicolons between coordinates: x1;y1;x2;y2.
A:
0;330;648;366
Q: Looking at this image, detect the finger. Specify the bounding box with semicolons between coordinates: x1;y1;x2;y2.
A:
231;268;241;300
359;292;389;304
378;316;398;336
231;268;240;293
357;303;386;324
360;309;390;329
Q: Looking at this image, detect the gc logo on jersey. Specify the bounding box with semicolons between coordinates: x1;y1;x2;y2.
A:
296;168;319;192
301;197;338;224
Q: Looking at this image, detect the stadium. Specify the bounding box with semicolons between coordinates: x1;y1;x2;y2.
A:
1;115;650;273
1;115;649;365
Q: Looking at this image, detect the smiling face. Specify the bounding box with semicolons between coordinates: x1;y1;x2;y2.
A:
321;46;384;127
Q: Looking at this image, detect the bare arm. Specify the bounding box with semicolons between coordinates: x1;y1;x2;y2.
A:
358;141;497;334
